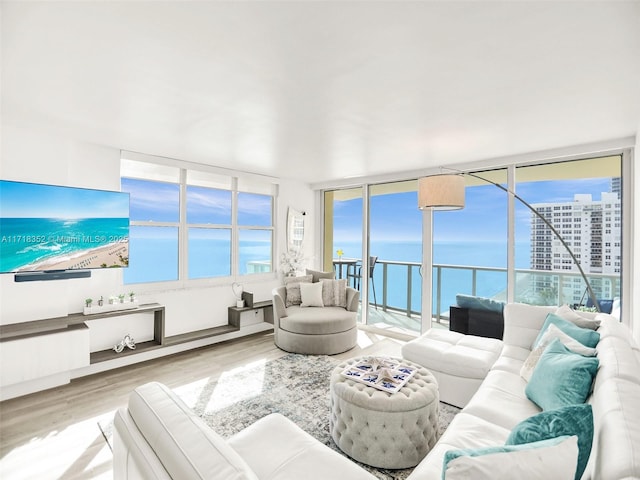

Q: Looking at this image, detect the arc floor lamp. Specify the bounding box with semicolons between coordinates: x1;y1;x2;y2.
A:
417;171;601;313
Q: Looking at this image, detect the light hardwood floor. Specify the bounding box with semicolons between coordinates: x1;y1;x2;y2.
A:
0;329;406;479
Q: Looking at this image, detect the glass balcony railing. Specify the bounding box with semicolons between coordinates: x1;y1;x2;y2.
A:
356;259;620;330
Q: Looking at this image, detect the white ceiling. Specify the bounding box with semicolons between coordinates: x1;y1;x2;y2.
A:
2;1;639;185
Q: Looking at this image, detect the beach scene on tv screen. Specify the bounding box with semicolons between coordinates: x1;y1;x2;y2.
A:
0;181;129;273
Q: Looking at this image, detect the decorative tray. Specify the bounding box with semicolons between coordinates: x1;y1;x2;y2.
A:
341;357;417;394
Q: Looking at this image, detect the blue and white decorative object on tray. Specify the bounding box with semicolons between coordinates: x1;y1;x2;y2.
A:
341;357;417;394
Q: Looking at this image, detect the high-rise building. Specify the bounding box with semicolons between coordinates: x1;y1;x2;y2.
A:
611;177;621;199
530;192;621;305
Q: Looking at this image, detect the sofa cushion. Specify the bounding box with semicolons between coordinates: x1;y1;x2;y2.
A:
502;303;556;350
462;370;541;431
533;313;600;349
589;377;640;479
525;339;599;411
592;335;640;390
442;436;578;480
228;413;376;480
597;315;640;347
280;306;356;335
284;275;312;307
407;412;511;479
505;404;593;480
305;268;335;283
127;382;257;480
401;329;502;380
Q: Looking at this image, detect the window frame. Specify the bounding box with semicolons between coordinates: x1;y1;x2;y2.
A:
318;145;633;333
121;156;277;290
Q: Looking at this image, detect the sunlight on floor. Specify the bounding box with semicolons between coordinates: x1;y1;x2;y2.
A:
174;358;267;413
1;414;113;479
356;329;375;348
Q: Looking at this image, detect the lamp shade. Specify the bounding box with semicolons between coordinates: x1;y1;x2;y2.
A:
418;174;465;210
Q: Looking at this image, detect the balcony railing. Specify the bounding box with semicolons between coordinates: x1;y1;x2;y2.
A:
361;259;620;326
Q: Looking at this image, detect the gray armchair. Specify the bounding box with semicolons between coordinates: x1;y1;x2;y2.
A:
272;285;359;355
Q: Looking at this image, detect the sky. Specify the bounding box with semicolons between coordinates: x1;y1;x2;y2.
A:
121;178;272;226
333;177;615;244
0;180;129;218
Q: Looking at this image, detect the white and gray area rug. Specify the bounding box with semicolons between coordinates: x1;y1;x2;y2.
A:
100;353;460;480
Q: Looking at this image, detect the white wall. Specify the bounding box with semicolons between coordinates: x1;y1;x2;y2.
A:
0;124;315;343
633;132;639;344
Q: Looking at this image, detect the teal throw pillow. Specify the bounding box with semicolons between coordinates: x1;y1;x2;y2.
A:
533;313;600;349
525;338;599;411
506;404;594;480
455;294;505;313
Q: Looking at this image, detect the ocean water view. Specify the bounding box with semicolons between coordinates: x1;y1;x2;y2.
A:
0;217;129;272
122;232;529;319
335;240;531;315
124;235;272;284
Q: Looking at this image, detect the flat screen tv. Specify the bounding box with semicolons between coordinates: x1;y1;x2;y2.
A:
0;180;130;278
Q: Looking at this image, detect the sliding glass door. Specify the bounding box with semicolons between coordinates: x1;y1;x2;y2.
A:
368;181;423;333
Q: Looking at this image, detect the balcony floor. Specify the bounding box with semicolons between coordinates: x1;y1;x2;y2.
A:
359;304;449;336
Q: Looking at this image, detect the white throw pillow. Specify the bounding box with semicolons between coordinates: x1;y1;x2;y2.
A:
555;305;601;330
300;282;324;307
520;324;597;382
284;274;313;307
443;435;578;480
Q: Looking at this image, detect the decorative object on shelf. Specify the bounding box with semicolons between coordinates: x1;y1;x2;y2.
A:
232;282;244;308
336;248;344;260
118;293;126;303
129;291;136;302
113;333;136;353
85;298;93;308
108;295;116;305
241;290;254;308
83;297;139;315
280;248;306;277
418;170;601;312
341;357;417;394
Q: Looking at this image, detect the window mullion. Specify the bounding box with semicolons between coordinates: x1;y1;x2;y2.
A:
179;168;188;281
232;177;239;277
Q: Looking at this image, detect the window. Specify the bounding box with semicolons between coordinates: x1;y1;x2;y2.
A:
515;155;622;307
185;172;233;280
122;175;181;284
121;156;275;284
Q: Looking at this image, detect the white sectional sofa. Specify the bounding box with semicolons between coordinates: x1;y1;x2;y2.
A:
404;303;640;479
113;303;640;480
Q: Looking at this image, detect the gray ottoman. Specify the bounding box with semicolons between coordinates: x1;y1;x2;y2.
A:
329;357;439;469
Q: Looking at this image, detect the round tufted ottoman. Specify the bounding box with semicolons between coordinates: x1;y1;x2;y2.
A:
329;357;439;469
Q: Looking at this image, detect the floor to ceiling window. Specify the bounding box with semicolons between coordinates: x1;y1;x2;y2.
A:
321;152;626;335
323;188;364;320
431;169;508;326
324;182;423;332
369;181;423;333
514;156;622;312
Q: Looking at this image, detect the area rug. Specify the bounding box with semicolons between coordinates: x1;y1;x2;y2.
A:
99;353;460;480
